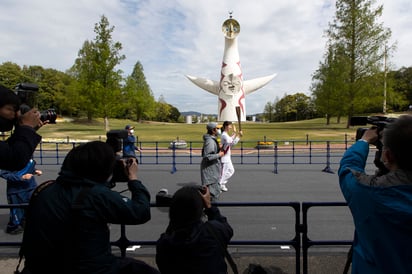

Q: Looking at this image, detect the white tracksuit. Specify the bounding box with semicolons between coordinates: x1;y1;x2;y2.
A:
219;131;239;186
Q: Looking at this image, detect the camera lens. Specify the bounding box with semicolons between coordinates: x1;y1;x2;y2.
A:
40;109;57;124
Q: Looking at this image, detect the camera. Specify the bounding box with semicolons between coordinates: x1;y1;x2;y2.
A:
106;129;137;185
15;83;57;123
350;115;397;175
350;116;397;142
155;185;206;207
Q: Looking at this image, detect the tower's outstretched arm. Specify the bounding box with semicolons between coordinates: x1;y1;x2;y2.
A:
244;73;277;95
185;75;220;95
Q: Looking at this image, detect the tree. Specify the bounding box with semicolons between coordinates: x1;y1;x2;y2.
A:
311;44;349;124
70;15;125;130
153;95;181;122
323;0;393;127
0;62;25;87
0;63;75;117
263;99;276;122
391;67;412;111
123;61;155;121
274;93;315;122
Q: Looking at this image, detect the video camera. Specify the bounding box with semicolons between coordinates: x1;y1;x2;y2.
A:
350;115;397;175
350;116;397;142
106;129;137;185
15;83;57;123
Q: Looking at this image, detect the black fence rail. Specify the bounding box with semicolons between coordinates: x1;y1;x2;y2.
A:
301;202;351;274
1;201;352;274
33;139;360;174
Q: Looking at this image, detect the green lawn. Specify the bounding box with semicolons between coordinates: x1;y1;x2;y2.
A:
38;117;358;144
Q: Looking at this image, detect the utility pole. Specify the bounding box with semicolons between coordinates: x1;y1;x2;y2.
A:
383;45;387;114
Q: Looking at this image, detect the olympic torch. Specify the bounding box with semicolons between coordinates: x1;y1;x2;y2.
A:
235;106;242;135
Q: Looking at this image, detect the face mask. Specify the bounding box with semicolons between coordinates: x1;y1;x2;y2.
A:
0;116;15;132
129;129;134;134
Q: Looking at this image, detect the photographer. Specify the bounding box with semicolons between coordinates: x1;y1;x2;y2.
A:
0;84;44;170
20;141;159;274
156;185;233;274
338;115;412;273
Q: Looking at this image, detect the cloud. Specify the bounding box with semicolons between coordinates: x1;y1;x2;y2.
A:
0;0;410;115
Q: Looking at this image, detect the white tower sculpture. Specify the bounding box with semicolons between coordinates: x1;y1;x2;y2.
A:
186;14;276;122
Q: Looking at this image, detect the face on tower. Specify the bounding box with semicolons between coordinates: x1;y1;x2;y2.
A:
222;18;240;39
220;74;242;96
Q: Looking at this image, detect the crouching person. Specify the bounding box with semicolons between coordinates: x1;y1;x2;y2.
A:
19;141;159;274
156;185;234;274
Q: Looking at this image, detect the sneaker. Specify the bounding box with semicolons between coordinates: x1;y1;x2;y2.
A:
220;185;228;192
6;225;24;235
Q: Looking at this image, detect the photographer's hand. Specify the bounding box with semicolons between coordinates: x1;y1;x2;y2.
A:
361;127;379;144
18;108;47;130
126;158;138;181
200;186;212;209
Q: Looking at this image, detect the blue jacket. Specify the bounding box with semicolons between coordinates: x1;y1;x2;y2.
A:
338;140;412;274
0;159;37;194
122;134;137;157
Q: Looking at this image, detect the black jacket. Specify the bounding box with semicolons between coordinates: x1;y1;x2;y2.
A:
22;174;151;274
0;125;41;170
156;206;233;274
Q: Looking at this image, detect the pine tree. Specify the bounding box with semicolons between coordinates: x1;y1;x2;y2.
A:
70;15;125;130
318;0;392;127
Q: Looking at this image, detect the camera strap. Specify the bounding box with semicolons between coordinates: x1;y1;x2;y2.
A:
343;244;353;274
205;222;238;274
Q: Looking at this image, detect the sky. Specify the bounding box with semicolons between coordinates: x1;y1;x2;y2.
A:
1;0;411;115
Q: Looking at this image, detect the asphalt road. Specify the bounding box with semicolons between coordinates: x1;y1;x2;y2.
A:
0;152;378;259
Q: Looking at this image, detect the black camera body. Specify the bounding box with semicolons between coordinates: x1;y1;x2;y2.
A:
350;115;397;175
106;129;137;185
15;83;57;123
350;116;397;141
155;185;206;207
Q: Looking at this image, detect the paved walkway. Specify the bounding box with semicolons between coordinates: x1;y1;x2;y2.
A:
0;155;364;273
0;254;350;274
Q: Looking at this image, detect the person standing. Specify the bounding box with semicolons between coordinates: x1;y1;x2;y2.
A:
200;122;224;201
0;159;42;234
123;125;139;158
219;121;242;192
0;84;45;171
338;115;412;273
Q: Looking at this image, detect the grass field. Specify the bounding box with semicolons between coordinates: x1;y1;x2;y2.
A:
37;117;358;144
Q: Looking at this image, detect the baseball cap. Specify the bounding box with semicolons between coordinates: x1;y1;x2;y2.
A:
206;122;218;130
125;125;134;130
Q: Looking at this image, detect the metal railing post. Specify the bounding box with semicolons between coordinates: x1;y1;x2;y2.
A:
322;141;334;173
170;142;177;174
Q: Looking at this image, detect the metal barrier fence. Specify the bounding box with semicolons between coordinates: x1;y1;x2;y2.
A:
301;202;351;274
1;201;352;274
34;139;354;174
3;139;357;273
